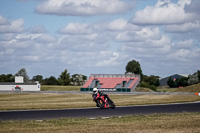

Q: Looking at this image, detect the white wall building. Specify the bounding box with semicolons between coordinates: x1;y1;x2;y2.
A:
0;76;40;91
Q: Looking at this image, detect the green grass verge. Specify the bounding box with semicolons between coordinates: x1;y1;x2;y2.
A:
1;112;200;133
41;85;81;91
0;93;200;111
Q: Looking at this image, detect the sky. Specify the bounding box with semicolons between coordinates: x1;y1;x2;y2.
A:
0;0;200;79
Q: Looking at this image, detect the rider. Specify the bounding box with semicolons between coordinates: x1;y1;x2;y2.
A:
92;88;108;108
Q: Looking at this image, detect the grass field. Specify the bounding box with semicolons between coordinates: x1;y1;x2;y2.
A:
0;93;199;111
41;85;81;91
0;112;200;133
1;86;199;132
157;83;200;92
40;83;200;92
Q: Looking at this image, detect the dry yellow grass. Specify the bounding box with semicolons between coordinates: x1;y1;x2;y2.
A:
0;93;200;111
0;113;200;133
157;83;200;92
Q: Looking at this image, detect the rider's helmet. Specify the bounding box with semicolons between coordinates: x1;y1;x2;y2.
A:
93;88;98;94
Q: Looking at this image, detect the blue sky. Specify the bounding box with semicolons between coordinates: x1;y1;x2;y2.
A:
0;0;199;79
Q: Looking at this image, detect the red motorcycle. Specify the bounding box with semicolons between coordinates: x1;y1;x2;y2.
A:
95;93;115;109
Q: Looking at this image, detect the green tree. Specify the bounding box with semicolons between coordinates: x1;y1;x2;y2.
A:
44;76;59;85
15;68;30;82
167;77;178;88
139;81;157;91
188;72;199;85
32;75;43;83
177;77;188;87
0;74;14;82
58;69;70;85
125;59;142;75
71;74;87;86
143;75;160;86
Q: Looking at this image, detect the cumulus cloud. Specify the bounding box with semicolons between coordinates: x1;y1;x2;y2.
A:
121;34;171;54
35;0;135;16
185;0;200;14
59;23;93;35
59;34;108;52
0;15;7;25
131;0;194;25
165;20;200;32
34;34;57;43
22;55;39;61
103;18;141;31
116;27;162;42
0;19;24;33
176;39;194;48
167;49;190;61
1;0;200;78
96;51;120;67
31;25;46;34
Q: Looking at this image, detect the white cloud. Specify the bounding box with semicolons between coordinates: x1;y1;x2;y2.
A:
0;15;7;25
5;49;15;55
167;49;190;61
121;34;172;58
176;39;193;48
36;0;135;16
131;0;194;25
59;23;93;34
59;34;108;52
96;51;120;67
0;19;24;33
0;33;16;41
22;55;39;61
116;27;162;42
150;35;171;48
103;18;141;31
165;20;200;32
185;0;200;14
31;25;46;33
34;34;57;43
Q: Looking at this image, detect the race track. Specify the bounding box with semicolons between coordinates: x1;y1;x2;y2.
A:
0;101;200;121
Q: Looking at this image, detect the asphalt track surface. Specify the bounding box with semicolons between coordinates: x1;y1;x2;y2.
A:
0;101;200;121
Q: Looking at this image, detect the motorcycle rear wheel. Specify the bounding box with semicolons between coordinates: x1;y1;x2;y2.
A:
97;99;105;109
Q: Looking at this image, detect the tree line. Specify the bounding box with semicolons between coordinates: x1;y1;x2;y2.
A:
167;71;200;88
1;60;198;89
125;59;200;90
0;68;87;86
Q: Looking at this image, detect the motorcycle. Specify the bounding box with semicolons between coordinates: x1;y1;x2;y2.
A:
95;93;115;109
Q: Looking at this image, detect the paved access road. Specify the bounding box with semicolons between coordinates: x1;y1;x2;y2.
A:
0;101;200;121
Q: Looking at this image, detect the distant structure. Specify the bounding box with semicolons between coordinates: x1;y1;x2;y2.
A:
0;76;40;91
81;74;140;92
159;74;189;86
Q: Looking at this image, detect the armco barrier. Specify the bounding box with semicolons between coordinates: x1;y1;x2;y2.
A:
116;88;131;92
80;88;131;92
80;88;93;91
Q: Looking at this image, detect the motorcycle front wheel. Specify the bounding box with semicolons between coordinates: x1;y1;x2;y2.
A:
107;99;115;109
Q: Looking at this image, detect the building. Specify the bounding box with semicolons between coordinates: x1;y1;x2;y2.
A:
159;74;189;86
81;74;140;92
0;76;40;91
